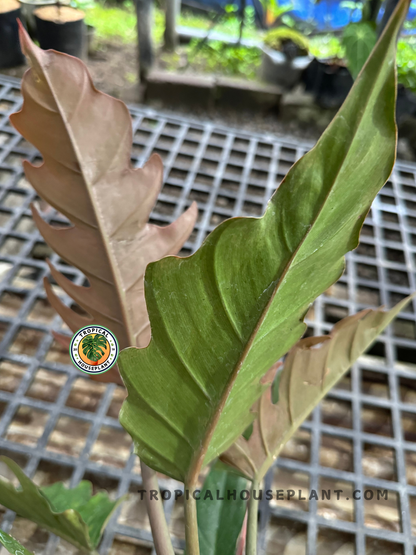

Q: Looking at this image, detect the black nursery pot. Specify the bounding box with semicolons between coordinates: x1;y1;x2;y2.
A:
34;6;86;58
0;2;25;69
396;84;416;122
302;58;354;110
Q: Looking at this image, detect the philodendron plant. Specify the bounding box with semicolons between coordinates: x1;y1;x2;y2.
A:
0;457;123;553
0;0;413;553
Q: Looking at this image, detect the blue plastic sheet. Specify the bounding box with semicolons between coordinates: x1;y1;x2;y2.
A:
182;0;416;31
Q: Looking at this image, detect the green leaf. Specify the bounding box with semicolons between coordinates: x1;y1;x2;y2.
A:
76;491;124;548
41;480;120;545
197;464;248;555
221;297;414;481
41;481;92;512
342;22;377;78
0;457;124;552
118;0;408;485
0;529;34;555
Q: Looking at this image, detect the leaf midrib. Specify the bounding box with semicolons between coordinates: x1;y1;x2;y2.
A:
186;46;393;486
37;58;135;346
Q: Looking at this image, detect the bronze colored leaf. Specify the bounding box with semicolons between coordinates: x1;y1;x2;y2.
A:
9;26;197;383
221;297;414;481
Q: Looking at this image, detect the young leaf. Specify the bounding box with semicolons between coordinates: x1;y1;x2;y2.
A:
342;22;377;78
9;25;197;384
0;529;34;555
221;297;414;481
41;480;93;512
197;463;248;555
42;481;123;548
118;0;408;485
0;457;124;553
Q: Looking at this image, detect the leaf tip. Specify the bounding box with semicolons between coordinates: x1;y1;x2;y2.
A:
51;330;71;351
17;20;34;58
260;361;282;386
144;152;164;178
42;274;52;292
29;201;40;220
188;200;198;217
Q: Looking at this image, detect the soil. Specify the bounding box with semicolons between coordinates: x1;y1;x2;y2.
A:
0;0;20;13
1;39;140;102
34;5;84;22
87;40;140;101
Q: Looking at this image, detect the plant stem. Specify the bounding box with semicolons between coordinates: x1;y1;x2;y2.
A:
140;461;174;555
246;478;260;555
184;482;200;555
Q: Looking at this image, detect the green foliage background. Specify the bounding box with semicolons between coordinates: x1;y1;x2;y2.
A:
75;0;416;91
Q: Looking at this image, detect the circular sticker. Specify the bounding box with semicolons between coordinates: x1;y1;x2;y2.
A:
69;326;119;375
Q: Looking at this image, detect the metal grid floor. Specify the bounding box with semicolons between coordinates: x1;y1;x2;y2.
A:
0;74;415;555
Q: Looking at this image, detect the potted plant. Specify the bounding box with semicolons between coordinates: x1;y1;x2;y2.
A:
302;32;354;109
0;0;25;68
2;3;412;553
18;0;69;37
260;27;312;90
304;0;379;110
34;2;86;58
302;55;354;109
